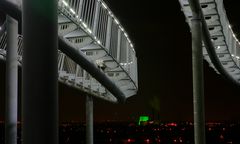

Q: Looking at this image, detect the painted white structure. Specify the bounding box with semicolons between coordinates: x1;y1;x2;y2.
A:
0;0;138;103
179;0;240;83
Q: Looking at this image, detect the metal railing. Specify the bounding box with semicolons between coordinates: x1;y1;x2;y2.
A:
0;0;138;102
58;0;138;86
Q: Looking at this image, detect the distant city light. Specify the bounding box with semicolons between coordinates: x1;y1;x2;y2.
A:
138;116;149;125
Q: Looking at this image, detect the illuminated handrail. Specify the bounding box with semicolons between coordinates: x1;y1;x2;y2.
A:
58;0;138;86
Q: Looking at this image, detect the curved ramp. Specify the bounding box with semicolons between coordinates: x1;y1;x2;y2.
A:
179;0;240;85
0;0;138;103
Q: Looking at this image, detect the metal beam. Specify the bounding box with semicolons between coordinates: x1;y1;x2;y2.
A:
5;14;18;144
59;37;126;103
188;0;206;144
22;0;58;143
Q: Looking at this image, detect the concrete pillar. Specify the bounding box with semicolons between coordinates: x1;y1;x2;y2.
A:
5;15;18;144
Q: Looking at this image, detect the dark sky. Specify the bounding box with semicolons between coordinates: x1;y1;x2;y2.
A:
0;0;240;122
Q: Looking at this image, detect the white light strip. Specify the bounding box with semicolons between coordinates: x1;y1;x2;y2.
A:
62;0;68;7
114;19;119;25
130;43;133;48
119;26;124;31
124;33;128;38
102;3;107;9
82;22;87;28
70;8;76;14
87;28;92;34
120;62;133;66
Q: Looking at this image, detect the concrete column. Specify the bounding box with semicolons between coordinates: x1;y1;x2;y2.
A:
5;15;18;144
22;0;58;143
86;95;93;144
191;11;206;144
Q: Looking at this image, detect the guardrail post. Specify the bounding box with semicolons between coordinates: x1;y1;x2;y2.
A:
22;0;58;143
5;12;18;144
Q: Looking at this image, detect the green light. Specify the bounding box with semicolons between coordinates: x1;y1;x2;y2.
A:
138;116;149;125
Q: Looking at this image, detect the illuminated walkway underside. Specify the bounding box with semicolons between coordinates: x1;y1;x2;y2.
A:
179;0;240;85
0;0;138;103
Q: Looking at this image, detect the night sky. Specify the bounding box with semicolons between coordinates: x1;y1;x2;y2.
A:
0;0;240;122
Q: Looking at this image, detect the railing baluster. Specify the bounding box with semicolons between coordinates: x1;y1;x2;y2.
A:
105;15;112;50
93;1;100;35
117;29;121;61
77;0;84;18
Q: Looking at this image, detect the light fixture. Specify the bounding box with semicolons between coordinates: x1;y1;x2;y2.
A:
102;3;107;9
87;28;92;34
62;0;68;7
114;19;119;25
82;22;87;28
70;8;76;14
97;40;101;44
130;43;133;48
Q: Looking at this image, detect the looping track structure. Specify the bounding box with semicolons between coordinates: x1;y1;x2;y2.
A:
179;0;240;86
0;0;138;103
